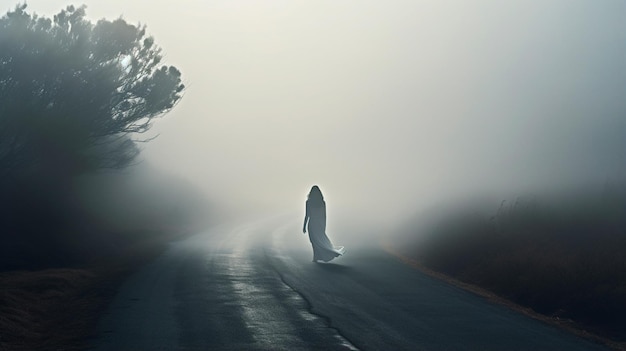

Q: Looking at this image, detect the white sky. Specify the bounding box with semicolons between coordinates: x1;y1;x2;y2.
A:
15;0;626;221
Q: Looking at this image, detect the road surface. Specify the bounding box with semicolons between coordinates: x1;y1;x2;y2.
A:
91;215;608;350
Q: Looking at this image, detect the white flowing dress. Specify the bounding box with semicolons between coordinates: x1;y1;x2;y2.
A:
305;200;345;262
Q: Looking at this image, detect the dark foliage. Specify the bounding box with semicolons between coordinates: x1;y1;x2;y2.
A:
0;4;186;269
0;4;184;177
404;188;626;341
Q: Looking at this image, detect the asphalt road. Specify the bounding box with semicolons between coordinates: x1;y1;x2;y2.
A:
90;216;609;350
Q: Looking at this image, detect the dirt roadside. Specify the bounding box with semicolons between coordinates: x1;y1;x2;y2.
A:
0;239;169;351
383;243;626;351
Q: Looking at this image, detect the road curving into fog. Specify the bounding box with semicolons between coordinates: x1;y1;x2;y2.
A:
91;216;609;351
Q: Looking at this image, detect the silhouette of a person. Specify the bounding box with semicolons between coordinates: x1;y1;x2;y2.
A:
302;185;345;262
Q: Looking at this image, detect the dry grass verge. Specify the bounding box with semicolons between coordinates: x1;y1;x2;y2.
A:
384;243;626;351
394;191;626;351
0;237;169;351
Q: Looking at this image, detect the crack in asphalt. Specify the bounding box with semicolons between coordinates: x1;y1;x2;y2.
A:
265;221;360;351
227;222;359;350
271;262;360;351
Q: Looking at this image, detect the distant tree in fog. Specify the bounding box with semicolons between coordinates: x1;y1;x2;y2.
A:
0;4;184;178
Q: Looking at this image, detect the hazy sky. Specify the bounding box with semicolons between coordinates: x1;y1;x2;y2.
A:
16;1;626;220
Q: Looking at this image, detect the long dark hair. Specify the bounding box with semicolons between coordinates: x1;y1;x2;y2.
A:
307;185;324;206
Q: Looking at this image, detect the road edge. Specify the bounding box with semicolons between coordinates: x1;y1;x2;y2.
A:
382;242;624;351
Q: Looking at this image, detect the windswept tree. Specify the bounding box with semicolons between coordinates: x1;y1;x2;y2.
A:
0;4;185;267
0;4;184;179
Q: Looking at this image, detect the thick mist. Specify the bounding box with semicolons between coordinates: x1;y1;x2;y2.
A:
24;1;626;225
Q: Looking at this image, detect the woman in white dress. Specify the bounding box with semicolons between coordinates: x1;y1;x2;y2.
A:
302;185;345;262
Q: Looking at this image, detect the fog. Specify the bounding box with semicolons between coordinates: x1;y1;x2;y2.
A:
23;1;626;224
